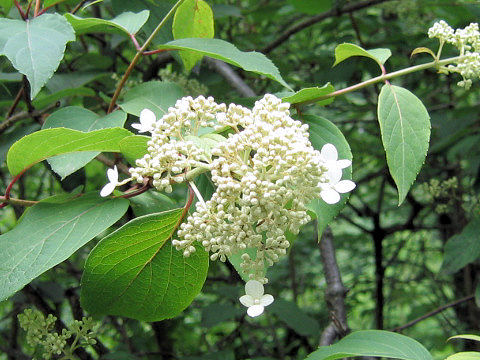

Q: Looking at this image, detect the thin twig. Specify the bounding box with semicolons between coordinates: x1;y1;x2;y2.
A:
107;0;186;113
262;0;392;54
6;86;24;118
391;294;475;332
0;102;59;134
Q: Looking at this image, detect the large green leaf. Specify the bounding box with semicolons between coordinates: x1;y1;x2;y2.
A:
377;84;431;204
304;115;352;236
282;83;335;106
0;124;40;164
81;209;209;321
173;0;214;72
119;135;149;165
158;38;292;90
446;353;480;360
0;14;75;98
449;335;480;342
43;107;127;179
269;299;320;336
306;330;432;360
441;217;480;274
333;43;392;68
0;193;129;301
119;81;185;119
65;10;150;36
32;87;96;109
7;127;132;176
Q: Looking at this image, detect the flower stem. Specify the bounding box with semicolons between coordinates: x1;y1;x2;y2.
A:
297;55;465;106
107;0;186;113
189;181;206;206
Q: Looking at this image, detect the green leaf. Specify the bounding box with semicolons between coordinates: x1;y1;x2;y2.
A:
0;14;75;98
158;38;292;90
0;124;40;164
441;217;480;274
306;330;432;360
0;0;12;13
448;335;480;342
42;107;127;179
333;43;391;68
81;209;209;321
32;87;95;109
119;81;185;119
119;135;149;165
446;353;480;360
269;299;320;336
129;191;177;217
7;127;132;176
304;115;352;236
411;47;436;59
173;0;214;72
282;83;335;106
378;84;431;205
0;193;129;301
287;0;331;14
65;10;150;36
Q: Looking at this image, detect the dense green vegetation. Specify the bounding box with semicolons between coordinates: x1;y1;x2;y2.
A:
0;1;479;359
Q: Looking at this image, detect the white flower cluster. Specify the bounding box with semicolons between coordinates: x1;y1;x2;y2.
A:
173;94;355;283
428;20;480;89
129;96;226;193
100;94;355;317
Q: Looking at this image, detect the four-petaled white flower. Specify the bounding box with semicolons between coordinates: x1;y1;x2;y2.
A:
132;109;156;133
239;280;274;317
319;143;356;204
100;166;119;197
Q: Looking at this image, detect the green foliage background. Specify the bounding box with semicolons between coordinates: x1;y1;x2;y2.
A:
0;0;480;359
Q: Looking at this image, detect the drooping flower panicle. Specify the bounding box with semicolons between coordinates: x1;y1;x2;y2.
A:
101;94;355;316
428;20;480;89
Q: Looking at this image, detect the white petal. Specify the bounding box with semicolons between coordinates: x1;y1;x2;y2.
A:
239;295;255;308
245;280;264;298
247;305;264;317
100;183;116;197
334;180;356;193
321;143;338;161
107;166;118;183
326;167;342;183
337;159;351;169
320;188;341;204
131;122;144;131
260;294;274;307
140;108;156;126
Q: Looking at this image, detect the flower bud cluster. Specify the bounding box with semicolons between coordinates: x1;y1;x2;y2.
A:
174;94;352;283
428;21;480;89
129;96;226;192
18;309;97;359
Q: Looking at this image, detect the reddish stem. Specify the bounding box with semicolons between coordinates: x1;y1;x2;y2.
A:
37;4;57;16
14;0;27;20
119;180;151;199
26;0;33;17
143;49;171;56
34;0;40;16
129;34;141;51
0;170;27;209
